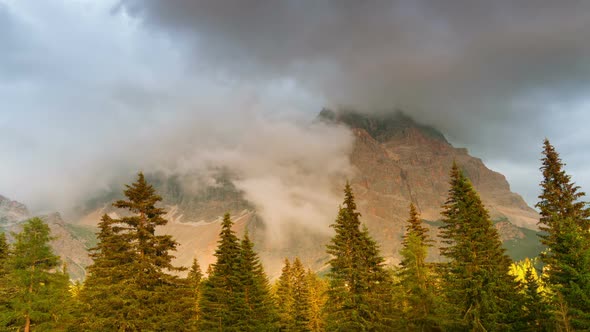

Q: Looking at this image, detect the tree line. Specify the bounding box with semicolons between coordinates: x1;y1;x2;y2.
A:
1;139;589;331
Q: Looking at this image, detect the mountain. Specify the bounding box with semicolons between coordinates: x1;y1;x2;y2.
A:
0;195;93;280
71;110;542;279
319;109;541;262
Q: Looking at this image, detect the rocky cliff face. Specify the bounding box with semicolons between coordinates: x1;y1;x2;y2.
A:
0;196;93;280
321;109;538;228
318;109;541;264
0;195;30;227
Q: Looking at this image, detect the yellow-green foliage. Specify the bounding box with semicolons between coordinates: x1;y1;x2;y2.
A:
509;258;548;294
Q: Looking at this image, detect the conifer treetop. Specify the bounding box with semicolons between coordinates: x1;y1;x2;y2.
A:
403;203;430;246
536;139;589;229
114;172;166;226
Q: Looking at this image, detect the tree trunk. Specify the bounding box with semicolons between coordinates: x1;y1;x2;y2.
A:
24;315;31;332
25;265;34;332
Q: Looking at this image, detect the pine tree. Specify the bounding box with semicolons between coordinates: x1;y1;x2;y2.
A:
238;232;279;331
536;139;590;330
397;204;440;331
0;232;7;271
79;173;192;331
0;218;73;331
187;257;203;328
78;214;137;330
306;269;328;332
439;163;522;331
325;182;393;331
521;265;553;331
0;232;9;314
199;212;245;331
275;258;295;330
275;258;324;332
291;257;311;331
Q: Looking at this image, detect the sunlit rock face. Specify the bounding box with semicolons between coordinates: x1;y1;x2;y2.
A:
319;109;540;264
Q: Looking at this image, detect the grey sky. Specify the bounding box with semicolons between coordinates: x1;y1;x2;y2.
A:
1;0;590;213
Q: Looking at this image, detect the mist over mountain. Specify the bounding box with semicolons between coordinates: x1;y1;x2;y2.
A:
29;110;540;278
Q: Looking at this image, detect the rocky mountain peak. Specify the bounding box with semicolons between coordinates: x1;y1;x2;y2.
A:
0;194;30;226
318;108;449;144
0;195;92;280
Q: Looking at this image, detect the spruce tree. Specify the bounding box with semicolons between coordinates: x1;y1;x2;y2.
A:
397;204;440;331
199;213;244;331
0;232;9;293
439;163;521;331
275;258;295;330
325;182;392;331
79;173;192;331
0;218;73;331
275;258;324;331
521;265;553;331
187;257;203;328
291;257;311;331
536;139;590;329
79;214;138;330
306;269;328;332
0;232;7;271
238;232;279;331
0;232;9;314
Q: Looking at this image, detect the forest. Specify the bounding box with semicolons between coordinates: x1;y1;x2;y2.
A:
1;139;589;331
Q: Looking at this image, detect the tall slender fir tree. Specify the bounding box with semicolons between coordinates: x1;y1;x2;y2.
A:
238;232;279;330
306;268;328;332
199;213;245;331
536;139;590;329
325;182;392;331
275;258;295;330
439;163;522;331
396;204;440;331
291;257;312;332
0;218;73;331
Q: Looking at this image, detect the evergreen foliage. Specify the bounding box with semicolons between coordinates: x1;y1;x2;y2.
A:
0;218;74;331
0;232;9;301
521;265;553;331
0;232;8;268
187;257;203;328
306;269;328;332
275;258;327;332
199;212;245;331
291;257;311;331
397;204;440;331
536;139;590;330
238;232;279;330
275;258;295;330
79;173;192;331
325;182;393;331
439;163;522;331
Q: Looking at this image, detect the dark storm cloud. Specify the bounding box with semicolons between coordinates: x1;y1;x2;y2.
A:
2;0;590;213
118;0;590;203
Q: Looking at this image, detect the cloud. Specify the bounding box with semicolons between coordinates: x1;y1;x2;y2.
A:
0;0;355;247
2;0;590;221
173;119;354;243
117;0;590;204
